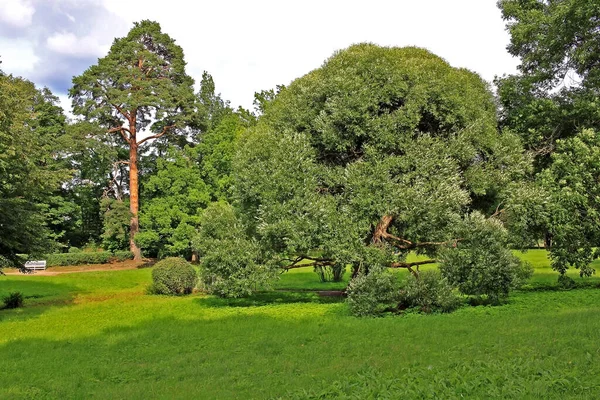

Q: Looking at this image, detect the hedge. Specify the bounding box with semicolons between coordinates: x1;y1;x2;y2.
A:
44;251;134;267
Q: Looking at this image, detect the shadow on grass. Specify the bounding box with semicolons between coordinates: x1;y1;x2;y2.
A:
2;300;600;399
0;279;77;321
195;290;345;308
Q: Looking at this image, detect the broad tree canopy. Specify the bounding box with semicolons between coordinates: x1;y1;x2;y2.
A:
213;44;526;285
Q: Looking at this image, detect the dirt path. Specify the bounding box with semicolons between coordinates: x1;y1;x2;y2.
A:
4;260;150;276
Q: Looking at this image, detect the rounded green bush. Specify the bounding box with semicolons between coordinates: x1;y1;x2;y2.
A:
149;257;198;295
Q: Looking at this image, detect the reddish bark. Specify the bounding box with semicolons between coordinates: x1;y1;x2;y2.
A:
128;138;142;260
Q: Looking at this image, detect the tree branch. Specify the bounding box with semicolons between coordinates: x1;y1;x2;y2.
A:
390;259;438;277
137;125;175;145
372;214;460;250
108;126;131;143
281;255;335;271
111;103;130;120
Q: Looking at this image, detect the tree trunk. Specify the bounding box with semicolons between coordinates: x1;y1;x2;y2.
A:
544;231;552;249
128;124;142;261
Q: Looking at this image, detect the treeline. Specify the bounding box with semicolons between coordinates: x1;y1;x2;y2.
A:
1;1;599;312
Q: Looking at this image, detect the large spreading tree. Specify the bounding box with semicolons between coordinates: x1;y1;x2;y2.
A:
70;20;196;259
198;44;528;297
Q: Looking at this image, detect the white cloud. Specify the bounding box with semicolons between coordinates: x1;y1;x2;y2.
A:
0;0;35;28
0;38;39;74
46;31;108;58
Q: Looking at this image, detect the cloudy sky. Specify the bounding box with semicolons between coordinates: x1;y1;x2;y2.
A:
0;0;519;113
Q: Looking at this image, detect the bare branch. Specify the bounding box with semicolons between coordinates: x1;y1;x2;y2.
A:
137;125;175;145
281;255;335;271
111;103;130;120
390;259;438;268
490;203;505;219
372;215;460;250
390;259;438;277
107;126;131;143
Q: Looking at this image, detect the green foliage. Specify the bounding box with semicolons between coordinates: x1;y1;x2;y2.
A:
499;0;600;88
399;271;462;313
557;274;577;290
138;146;209;258
100;198;131;252
148;257;197;295
2;291;24;309
314;264;345;283
197;112;247;201
195;202;273;298
440;213;533;301
346;269;400;317
138;111;246;258
233;43;525;288
0;73;70;269
539;129;600;276
497;1;600;276
70;20;196;136
60;121;126;248
45;251;133;267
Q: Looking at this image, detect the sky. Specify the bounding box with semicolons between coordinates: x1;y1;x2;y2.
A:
0;0;520;114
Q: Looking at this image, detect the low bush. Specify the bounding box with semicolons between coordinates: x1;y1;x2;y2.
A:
346;269;400;317
399;271;462;313
3;292;24;309
558;274;577;289
195;202;273;298
44;251;134;267
148;257;197;296
440;213;533;302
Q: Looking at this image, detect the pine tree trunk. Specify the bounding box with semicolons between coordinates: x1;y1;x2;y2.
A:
128;123;142;261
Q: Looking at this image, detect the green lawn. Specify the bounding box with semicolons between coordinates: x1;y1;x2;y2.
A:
1;250;600;398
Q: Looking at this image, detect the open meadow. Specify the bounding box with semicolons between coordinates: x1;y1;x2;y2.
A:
1;250;600;399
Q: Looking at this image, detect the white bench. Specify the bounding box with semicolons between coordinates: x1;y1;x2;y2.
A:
24;260;47;272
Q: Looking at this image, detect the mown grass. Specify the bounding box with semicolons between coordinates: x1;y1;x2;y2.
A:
0;250;599;399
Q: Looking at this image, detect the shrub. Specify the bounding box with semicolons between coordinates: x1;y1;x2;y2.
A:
68;247;81;253
558;274;577;289
346;269;400;317
3;292;24;309
195;202;274;298
440;213;534;302
44;251;134;267
149;257;197;295
399;271;462;313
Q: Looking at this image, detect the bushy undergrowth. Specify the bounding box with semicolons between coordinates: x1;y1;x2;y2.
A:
45;251;133;267
2;291;24;309
314;264;345;283
399;271;462;313
148;257;197;295
195;203;274;298
346;269;399;317
557;274;577;289
440;213;533;302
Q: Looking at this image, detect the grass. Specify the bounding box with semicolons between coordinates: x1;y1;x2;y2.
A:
0;250;599;398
